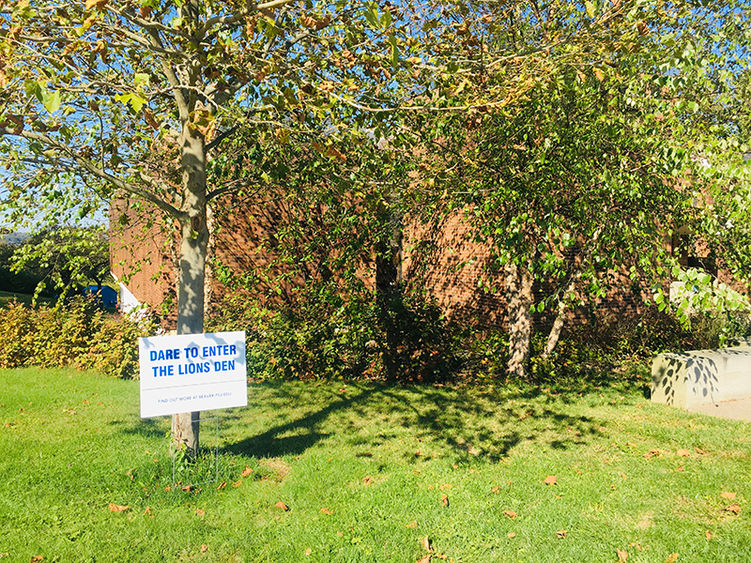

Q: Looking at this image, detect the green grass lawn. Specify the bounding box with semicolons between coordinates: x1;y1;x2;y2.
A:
1;368;750;562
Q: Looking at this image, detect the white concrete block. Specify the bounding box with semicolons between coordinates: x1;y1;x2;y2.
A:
651;348;751;409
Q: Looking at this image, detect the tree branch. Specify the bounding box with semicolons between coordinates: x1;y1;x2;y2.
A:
0;127;183;220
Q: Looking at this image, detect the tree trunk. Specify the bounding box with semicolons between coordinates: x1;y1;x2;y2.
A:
376;200;403;380
541;276;577;359
505;262;534;380
172;127;209;456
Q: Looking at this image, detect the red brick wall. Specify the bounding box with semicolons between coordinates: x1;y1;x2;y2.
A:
111;198;742;333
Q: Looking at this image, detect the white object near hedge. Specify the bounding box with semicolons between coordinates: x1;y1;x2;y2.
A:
651;347;751;409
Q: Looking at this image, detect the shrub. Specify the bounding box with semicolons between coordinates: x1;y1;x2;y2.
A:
206;288;465;383
0;297;155;378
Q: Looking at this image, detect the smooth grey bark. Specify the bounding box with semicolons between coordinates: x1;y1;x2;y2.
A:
172;126;209;456
505;262;534;380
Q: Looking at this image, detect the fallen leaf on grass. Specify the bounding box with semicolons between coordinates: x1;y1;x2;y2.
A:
305;548;312;556
182;485;192;492
644;449;661;459
705;530;714;540
544;475;557;486
200;545;208;553
440;483;452;491
416;555;431;563
676;449;691;457
617;548;628;561
665;553;678;563
195;509;205;516
406;520;418;528
164;486;171;492
217;481;226;490
629;542;643;551
241;466;253;477
321;507;333;515
441;494;449;507
232;480;242;488
507;532;516;538
556;530;567;539
721;492;737;501
492;486;501;493
30;557;43;562
144;506;153;518
695;447;707;455
421;535;432;552
724;504;741;515
108;503;130;512
275;502;289;512
362;476;373;485
503;510;517;519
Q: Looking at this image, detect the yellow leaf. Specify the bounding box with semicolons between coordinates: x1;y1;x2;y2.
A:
85;0;108;10
107;503;129;512
275;501;289;511
617;548;628;561
503;510;517;519
241;466;253;478
676;449;691;457
406;520;418;528
544;475;557;486
665;554;678;563
721;492;736;501
556;530;567;539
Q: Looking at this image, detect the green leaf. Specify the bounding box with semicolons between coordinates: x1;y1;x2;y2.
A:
389;34;399;67
42;90;61;114
133;73;150;88
25;80;43;103
585;0;595;18
381;7;392;28
365;2;379;28
114;93;147;113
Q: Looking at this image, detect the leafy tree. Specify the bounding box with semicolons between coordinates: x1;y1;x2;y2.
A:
0;0;417;452
409;0;748;379
10;226;111;296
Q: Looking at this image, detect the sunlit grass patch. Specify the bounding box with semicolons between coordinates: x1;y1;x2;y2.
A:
2;367;751;561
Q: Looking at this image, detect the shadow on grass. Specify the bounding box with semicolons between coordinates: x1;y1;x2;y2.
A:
223;381;605;463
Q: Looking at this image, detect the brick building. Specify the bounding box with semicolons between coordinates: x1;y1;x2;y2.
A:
110;194;706;332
